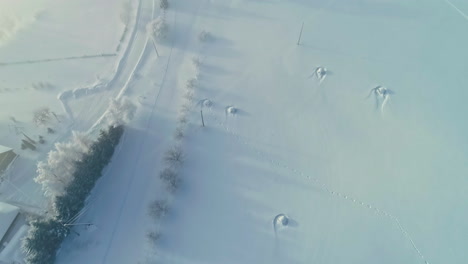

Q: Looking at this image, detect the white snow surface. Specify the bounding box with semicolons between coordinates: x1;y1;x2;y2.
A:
0;0;467;263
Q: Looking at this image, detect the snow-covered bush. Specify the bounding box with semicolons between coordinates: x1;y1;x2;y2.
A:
183;90;194;102
180;103;192;115
53;125;124;221
178;114;188;124
173;126;185;140
147;230;161;244
106;97;136;126
147;16;169;42
186;78;197;90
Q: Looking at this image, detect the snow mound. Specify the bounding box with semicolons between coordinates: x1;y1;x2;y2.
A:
273;213;289;232
226;106;237;115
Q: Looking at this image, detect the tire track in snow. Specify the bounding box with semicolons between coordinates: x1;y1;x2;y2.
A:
444;0;468;21
101;0;193;261
205;113;430;264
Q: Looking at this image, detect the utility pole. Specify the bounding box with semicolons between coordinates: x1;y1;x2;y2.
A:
200;109;205;127
62;223;95;236
151;38;160;57
61;223;81;236
64;223;94;227
297;22;304;45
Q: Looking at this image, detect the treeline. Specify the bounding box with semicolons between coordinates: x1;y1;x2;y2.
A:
22;125;124;264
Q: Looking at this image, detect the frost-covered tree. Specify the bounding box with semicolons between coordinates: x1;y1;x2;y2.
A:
35;132;92;200
106;97;136;127
147;230;161;244
146;16;169;42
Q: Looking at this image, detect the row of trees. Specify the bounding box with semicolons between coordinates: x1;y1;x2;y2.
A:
144;34;206;259
23;125;125;264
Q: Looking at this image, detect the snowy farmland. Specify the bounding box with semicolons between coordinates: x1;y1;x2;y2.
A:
1;0;468;263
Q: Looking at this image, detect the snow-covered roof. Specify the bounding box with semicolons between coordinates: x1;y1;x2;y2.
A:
0;203;19;241
0;146;12;154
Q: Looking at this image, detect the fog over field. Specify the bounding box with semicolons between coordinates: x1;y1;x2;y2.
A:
0;0;467;263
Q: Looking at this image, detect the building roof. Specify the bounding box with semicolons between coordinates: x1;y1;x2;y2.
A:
0;203;19;241
0;146;12;154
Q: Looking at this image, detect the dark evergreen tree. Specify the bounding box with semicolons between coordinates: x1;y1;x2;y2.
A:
23;218;69;264
23;125;125;263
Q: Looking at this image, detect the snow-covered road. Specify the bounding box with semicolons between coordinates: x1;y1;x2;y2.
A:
56;0;207;262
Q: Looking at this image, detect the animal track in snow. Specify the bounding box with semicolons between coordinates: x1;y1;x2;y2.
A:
204;113;429;264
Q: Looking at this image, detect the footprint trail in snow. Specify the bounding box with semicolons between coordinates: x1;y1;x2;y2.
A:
204;110;430;264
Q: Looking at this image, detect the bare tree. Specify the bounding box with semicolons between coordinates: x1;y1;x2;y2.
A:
35;132;92;199
178;114;188;124
146;230;161;244
164;146;184;166
159;168;181;192
148;200;169;219
173;126;185;140
160;0;169;10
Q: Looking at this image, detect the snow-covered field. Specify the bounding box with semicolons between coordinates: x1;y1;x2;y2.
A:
1;0;467;263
